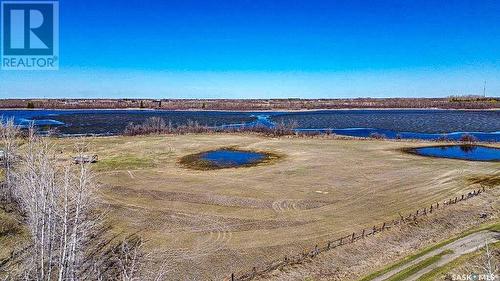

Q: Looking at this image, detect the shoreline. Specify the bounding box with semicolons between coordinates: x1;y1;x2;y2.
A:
0;107;499;112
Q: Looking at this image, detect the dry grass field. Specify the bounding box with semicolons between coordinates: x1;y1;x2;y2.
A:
49;134;499;280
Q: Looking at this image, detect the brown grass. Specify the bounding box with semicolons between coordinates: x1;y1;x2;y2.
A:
256;189;500;281
35;134;499;280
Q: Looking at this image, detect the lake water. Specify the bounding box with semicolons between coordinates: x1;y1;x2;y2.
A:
410;145;500;161
0;109;499;141
200;150;266;168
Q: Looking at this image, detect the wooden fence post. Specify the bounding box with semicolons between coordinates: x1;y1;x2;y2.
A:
225;187;491;281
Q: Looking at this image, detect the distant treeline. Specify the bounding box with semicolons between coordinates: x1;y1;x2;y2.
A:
0;97;498;110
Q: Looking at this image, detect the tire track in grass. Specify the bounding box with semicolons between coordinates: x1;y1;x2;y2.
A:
162;212;233;262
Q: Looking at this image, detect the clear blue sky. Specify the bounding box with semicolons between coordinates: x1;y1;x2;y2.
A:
1;0;499;98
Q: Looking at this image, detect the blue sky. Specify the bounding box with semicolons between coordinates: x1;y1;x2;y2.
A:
1;0;499;98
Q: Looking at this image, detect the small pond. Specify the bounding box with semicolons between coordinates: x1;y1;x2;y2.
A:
201;150;265;167
180;148;279;170
409;145;500;162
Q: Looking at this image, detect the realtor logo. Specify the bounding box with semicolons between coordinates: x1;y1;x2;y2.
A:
1;0;58;70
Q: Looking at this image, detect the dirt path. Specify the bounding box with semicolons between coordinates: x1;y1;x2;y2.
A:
373;230;500;281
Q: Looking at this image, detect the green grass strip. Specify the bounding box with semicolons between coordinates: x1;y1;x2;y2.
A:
358;220;500;281
417;241;500;281
384;250;453;281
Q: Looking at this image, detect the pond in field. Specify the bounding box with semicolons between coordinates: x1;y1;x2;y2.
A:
180;149;277;170
201;150;266;168
409;145;500;161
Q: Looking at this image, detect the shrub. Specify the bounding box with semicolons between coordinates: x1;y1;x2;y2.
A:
437;136;448;142
459;133;477;143
369;132;386;139
123;117;298;137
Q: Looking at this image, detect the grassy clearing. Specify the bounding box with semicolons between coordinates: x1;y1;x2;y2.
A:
44;134;499;279
417;241;500;281
384;249;453;281
359;221;500;281
93;154;156;171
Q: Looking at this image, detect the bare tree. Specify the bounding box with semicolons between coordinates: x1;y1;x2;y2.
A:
0;118;20;201
462;239;500;281
111;235;169;281
479;239;498;278
12;130;102;281
115;236;144;281
3;130;159;280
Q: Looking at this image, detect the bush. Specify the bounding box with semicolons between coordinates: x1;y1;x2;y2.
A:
123;117;298;137
459;133;477;143
369;132;386;139
437;136;448;142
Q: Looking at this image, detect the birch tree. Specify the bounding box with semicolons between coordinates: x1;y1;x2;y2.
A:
478;239;499;279
13;131;102;281
0;118;20;201
4;130;157;280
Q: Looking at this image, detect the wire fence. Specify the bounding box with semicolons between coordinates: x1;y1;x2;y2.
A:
228;186;487;281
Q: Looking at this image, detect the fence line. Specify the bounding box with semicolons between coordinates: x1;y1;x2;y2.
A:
228;186;487;281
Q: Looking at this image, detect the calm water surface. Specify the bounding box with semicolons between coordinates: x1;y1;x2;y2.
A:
201;150;266;167
0;109;498;141
412;145;500;161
